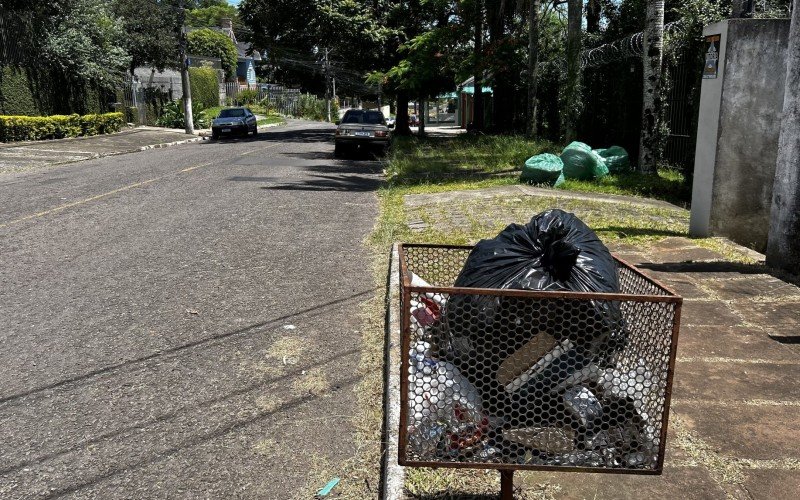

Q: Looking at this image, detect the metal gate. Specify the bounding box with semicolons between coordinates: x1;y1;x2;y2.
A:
663;59;697;171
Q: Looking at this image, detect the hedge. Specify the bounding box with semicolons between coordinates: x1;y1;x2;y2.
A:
189;67;219;109
1;66;113;116
0;112;124;142
0;67;38;116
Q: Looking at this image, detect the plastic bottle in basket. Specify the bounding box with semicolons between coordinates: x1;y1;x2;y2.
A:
407;341;489;459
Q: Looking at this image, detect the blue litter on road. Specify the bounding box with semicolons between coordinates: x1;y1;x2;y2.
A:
316;477;340;496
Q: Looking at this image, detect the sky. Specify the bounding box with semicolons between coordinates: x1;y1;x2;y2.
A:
227;0;240;6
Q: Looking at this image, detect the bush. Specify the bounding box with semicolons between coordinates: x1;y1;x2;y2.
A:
292;93;338;122
187;28;238;79
0;112;124;142
155;100;209;129
236;88;259;105
189;67;219;109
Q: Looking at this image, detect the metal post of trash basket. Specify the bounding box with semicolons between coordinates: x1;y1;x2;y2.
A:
398;243;682;497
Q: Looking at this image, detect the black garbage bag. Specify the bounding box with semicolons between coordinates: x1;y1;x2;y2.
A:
438;209;625;423
453;209;618;294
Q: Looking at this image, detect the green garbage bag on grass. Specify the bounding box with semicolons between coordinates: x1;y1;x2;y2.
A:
560;141;608;180
596;145;631;173
521;153;565;186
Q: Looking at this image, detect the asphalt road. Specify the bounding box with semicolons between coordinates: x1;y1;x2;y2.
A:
0;120;382;498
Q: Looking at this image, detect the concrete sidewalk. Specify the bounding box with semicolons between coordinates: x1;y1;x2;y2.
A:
396;186;800;499
0;127;201;175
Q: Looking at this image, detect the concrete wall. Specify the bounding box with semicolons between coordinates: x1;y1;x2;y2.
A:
690;19;791;251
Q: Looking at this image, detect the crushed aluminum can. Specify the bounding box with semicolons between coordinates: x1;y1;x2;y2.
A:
503;426;576;454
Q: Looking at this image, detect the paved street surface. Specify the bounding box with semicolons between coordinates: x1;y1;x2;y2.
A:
0;120;381;498
0;127;199;175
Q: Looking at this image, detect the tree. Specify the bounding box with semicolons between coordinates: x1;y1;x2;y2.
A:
563;0;581;141
472;0;485;130
587;0;601;33
766;0;800;271
187;27;238;79
42;0;130;83
186;2;239;28
638;0;664;173
113;0;180;74
239;0;388;93
527;0;542;136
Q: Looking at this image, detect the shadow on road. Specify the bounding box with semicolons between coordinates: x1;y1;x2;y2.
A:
263;173;384;192
305;162;384;176
0;288;378;407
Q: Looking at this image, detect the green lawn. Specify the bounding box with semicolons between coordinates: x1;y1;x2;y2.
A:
387;134;558;184
387;134;692;206
257;114;284;126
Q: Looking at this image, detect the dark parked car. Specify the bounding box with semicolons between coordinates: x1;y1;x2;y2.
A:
334;109;392;157
211;108;257;139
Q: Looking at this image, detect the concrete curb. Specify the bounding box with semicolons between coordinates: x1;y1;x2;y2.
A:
137;137;204;150
381;243;405;500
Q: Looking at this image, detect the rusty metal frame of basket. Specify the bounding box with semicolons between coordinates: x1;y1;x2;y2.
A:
397;243;683;476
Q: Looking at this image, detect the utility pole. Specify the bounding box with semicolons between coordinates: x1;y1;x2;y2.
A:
324;47;331;122
177;0;194;134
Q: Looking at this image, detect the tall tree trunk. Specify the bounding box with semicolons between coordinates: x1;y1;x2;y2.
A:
418;97;426;135
488;0;511;132
527;0;541;137
766;0;800;271
587;0;601;34
395;89;411;136
472;0;485;130
565;0;582;142
638;0;665;173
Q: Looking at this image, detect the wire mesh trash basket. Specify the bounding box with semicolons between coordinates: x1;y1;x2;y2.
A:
398;243;682;475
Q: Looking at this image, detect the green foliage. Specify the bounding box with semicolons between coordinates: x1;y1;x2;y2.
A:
188;67;220;109
155;100;209;129
43;0;130;83
236;88;259;105
0;68;38;116
186;3;239;28
0;112;124;142
187;28;238;79
0;66;115;116
290;93;338;122
240;0;390;94
112;0;179;73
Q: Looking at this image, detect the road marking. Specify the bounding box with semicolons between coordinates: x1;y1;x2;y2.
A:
0;160;213;229
0;178;159;228
14;147;98;155
0;142;282;229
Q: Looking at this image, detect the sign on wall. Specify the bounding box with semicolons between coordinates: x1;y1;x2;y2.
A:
703;34;721;79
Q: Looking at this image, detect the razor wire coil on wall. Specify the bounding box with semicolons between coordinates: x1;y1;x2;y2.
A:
581;21;685;68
